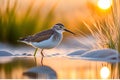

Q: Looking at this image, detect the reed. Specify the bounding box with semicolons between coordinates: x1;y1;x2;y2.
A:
0;0;56;44
82;0;120;52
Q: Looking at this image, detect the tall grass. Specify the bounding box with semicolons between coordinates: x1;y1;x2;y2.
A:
83;0;120;52
0;0;57;44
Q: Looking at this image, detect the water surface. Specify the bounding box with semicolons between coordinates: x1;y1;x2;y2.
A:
0;56;119;79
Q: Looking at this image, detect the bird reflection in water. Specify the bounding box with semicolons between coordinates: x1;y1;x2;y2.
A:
41;56;44;66
23;56;57;79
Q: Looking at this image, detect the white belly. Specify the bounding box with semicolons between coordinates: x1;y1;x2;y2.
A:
31;35;62;49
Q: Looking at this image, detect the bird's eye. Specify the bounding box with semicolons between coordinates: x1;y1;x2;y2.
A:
59;26;62;28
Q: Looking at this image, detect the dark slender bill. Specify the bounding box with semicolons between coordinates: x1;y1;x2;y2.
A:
64;29;76;35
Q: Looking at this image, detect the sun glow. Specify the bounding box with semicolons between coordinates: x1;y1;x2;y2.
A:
100;66;110;79
98;0;112;10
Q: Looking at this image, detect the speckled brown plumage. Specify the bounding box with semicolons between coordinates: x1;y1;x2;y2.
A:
19;29;55;42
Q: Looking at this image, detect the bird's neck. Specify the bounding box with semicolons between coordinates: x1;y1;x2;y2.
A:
55;30;64;34
52;31;63;41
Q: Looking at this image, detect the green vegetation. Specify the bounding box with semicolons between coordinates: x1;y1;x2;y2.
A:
0;0;56;44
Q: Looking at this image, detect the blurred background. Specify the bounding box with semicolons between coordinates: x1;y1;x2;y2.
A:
0;0;112;44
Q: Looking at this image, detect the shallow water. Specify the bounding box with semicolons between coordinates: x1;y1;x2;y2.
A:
0;37;119;79
0;56;119;79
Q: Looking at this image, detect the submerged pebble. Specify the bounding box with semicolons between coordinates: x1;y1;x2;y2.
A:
67;49;89;56
0;51;13;56
67;48;120;62
80;48;119;59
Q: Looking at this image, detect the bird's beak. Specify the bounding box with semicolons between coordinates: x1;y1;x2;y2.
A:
64;29;75;35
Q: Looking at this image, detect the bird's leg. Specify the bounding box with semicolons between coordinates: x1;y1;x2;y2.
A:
34;48;38;56
41;49;44;57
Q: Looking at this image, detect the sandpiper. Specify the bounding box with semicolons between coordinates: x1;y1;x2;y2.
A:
19;23;75;56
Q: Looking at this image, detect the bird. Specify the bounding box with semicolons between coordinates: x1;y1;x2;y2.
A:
19;23;75;56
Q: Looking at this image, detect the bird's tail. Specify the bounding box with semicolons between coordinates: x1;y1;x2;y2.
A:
17;36;29;43
17;37;26;42
17;38;30;46
18;35;32;42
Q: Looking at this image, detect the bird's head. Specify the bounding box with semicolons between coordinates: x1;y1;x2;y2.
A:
53;23;75;35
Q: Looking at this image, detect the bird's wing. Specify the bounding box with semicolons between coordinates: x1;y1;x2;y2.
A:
19;29;54;42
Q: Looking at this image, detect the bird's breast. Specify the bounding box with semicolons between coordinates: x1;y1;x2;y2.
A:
31;33;63;49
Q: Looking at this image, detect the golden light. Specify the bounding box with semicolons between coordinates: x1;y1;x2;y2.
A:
97;0;112;10
100;66;110;79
